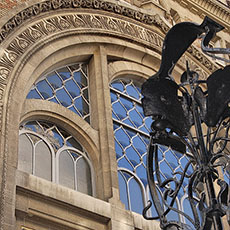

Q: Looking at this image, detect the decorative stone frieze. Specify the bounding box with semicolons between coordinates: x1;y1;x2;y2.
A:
0;11;217;97
174;0;230;29
0;0;170;44
187;45;218;72
0;13;164;86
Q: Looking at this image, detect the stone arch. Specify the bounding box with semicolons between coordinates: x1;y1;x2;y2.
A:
0;11;165;226
108;60;156;83
0;1;217;228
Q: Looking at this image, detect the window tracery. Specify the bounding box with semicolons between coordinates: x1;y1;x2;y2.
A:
18;120;93;196
27;63;90;123
110;78;197;223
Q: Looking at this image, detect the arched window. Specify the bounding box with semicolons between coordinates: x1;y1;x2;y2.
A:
18;120;93;196
110;78;195;222
27;63;90;123
110;79;152;215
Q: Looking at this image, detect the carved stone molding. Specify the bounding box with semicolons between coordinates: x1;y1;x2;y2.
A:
174;0;230;30
0;11;217;91
0;0;170;44
0;13;165;84
187;45;218;72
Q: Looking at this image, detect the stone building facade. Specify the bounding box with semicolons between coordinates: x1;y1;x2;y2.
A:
0;0;230;229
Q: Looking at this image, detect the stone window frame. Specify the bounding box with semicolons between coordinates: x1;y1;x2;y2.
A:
18;120;96;196
18;128;56;181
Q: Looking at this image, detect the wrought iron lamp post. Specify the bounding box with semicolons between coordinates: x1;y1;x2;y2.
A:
141;16;230;230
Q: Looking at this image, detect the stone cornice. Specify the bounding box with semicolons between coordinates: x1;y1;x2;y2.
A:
175;0;230;31
0;0;170;45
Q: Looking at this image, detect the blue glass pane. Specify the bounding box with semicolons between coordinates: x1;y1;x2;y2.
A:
159;145;167;152
36;80;53;99
129;109;143;128
112;102;127;120
165;151;179;170
166;200;180;222
117;157;133;171
120;97;133;110
139;126;149;133
111;91;118;103
65;79;80;98
156;148;164;161
47;74;62;89
123;118;135;127
136;165;147;184
142;137;150;146
187;164;194;175
50;128;64;149
24;121;41;132
125;129;136;138
27;89;42;99
113;123;120;131
74;97;86;116
132;135;146;150
125;146;140;166
71;151;79;159
129;178;144;214
182;198;195;228
115;128;130;148
224;173;229;182
180;157;190;169
174;151;183;159
74;72;87;88
57;67;71;80
159;161;173;179
56;88;72;107
135;146;146;156
136;104;144;118
126;85;139;99
118;172;129;210
111;82;124;92
142;154;147;167
144;118;152;130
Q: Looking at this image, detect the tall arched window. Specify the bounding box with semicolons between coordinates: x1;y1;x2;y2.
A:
110;79;152;215
18;120;93;196
110;78;195;223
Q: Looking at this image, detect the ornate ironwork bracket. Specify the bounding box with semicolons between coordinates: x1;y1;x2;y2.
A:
141;16;230;230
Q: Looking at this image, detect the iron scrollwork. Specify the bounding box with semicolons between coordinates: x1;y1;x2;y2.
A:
141;16;230;230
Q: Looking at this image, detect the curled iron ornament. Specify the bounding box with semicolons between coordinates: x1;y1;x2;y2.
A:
141;16;230;230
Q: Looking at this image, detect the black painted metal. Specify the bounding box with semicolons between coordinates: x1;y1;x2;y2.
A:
141;16;230;230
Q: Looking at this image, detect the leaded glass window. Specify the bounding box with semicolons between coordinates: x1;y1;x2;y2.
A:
110;79;198;223
110;79;152;215
27;63;90;123
18;120;93;196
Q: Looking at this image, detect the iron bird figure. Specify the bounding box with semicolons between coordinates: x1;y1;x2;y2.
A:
141;16;230;230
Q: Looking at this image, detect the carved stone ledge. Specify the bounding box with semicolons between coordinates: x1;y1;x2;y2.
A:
0;0;170;44
187;46;218;72
174;0;230;30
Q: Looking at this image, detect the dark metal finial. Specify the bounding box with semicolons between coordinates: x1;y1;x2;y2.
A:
141;16;230;230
